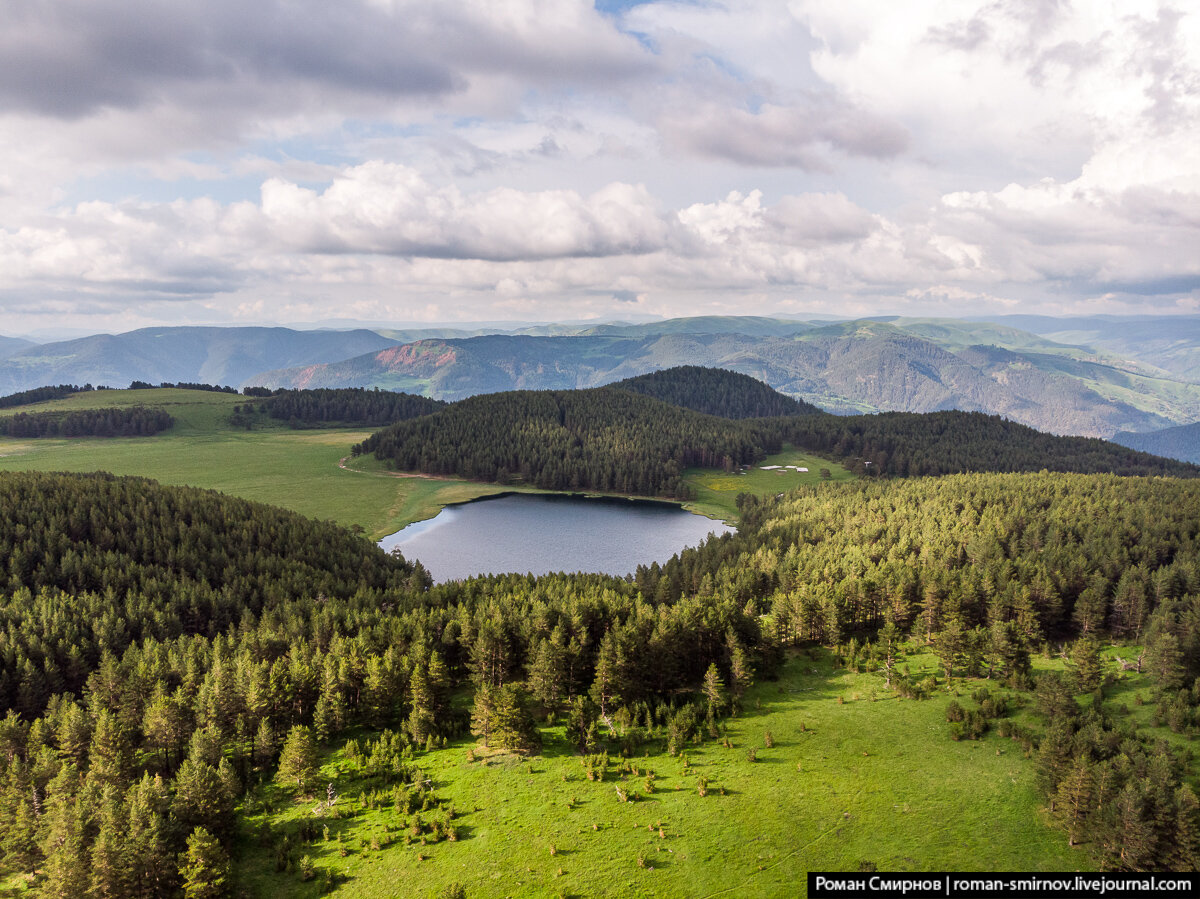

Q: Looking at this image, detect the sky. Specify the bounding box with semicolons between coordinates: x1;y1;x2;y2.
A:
0;0;1197;335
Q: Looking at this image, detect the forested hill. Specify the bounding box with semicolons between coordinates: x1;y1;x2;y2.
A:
610;365;822;418
0;470;429;713
357;387;776;499
779;410;1200;479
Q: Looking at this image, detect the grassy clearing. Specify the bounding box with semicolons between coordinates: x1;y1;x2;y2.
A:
683;447;855;521
0;390;852;536
236;649;1090;899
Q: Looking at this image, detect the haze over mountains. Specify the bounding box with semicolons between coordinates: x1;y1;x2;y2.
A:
6;315;1200;442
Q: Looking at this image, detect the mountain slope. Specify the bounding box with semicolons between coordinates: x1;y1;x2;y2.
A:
0;326;399;394
980;315;1200;382
0;335;35;360
1111;421;1200;465
255;324;1200;437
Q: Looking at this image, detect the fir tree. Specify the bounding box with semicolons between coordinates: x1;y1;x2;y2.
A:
276;725;319;793
180;827;231;899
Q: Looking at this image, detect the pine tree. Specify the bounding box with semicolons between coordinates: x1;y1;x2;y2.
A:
490;685;541;754
1067;636;1105;694
88;708;133;787
1052;755;1094;846
407;664;437;746
702;663;725;716
180;827;231;899
276;725;319;793
124;774;175;899
90;785;130;899
252;718;277;771
471;685;496;748
1173;784;1200;870
39;763;90;899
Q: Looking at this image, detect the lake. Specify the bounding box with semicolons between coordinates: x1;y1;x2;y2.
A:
379;492;735;582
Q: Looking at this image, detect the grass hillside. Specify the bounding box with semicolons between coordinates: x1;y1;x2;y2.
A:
234;648;1090;899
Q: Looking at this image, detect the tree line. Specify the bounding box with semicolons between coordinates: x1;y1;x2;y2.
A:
251;388;444;428
777;410;1199;479
128;382;238;394
0;385;95;409
0;406;174;438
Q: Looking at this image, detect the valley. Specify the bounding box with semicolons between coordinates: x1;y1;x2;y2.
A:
0;366;1198;898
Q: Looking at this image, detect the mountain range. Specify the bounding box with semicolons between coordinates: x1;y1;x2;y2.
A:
7;315;1200;441
0;326;395;395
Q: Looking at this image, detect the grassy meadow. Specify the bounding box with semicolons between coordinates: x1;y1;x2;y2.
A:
0;390;521;539
235;648;1095;899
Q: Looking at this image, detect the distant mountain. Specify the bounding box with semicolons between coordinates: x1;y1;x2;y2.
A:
0;327;399;394
252;321;1200;437
0;336;35;360
1111;421;1200;465
611;366;823;418
979;315;1200;382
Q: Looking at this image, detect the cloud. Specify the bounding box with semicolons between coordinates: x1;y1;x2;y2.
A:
0;0;654;125
259;163;676;261
659;99;907;169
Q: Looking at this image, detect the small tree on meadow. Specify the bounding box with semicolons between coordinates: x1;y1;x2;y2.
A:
702;663;725;718
276;725;319;793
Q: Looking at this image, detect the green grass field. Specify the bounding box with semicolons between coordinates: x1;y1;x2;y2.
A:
0;390;528;539
235;648;1093;899
0;389;852;537
683;449;855;521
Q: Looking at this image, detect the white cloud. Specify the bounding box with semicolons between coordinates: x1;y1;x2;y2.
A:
1;0;1198;332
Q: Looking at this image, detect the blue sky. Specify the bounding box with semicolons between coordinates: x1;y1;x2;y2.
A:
0;0;1196;334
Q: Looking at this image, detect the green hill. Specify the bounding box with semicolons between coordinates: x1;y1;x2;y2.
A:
358;386;776;499
611;365;822;418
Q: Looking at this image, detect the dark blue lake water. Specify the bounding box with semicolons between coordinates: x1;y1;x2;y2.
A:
379;492;735;582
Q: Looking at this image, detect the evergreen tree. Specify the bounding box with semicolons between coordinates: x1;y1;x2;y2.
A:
172;756;235;840
39;763;90;899
1067;636;1105;694
702;663;725;716
276;725;319;793
180;827;231;899
124;774;175;899
88;708;133;788
1052;755;1094;846
89;785;130;899
489;685;541;754
470;685;495;748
